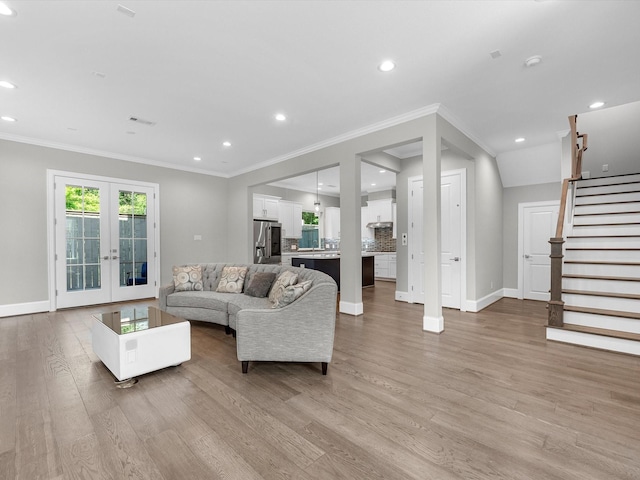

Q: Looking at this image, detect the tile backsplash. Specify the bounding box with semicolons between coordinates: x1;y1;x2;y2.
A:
282;227;396;253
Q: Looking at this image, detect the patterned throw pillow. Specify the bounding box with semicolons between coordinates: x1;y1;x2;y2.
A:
268;270;298;303
272;280;313;308
216;266;248;293
173;265;203;292
244;271;277;298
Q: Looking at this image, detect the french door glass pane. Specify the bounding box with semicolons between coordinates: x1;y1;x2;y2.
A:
119;190;148;286
65;185;101;291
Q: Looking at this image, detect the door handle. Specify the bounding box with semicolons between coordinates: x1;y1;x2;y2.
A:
524;254;531;259
102;256;109;260
450;257;460;262
112;255;119;260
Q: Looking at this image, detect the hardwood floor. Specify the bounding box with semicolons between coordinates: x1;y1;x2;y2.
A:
2;282;640;479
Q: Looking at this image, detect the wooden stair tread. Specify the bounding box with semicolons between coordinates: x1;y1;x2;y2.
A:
576;190;640;198
575;200;640;206
574;222;640;227
563;273;640;282
562;289;640;300
564;305;640;320
566;234;640;239
577;180;640;189
564;260;640;266
565;247;640;251
549;324;640;342
574;211;640;216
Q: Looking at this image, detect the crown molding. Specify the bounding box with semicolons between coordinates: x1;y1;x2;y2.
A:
0;132;231;178
435;104;496;157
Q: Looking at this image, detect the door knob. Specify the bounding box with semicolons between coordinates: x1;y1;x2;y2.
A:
450;257;460;261
524;254;531;259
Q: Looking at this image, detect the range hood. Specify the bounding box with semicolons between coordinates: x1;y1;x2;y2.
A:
366;221;393;229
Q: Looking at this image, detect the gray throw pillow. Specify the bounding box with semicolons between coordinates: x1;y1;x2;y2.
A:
244;272;277;298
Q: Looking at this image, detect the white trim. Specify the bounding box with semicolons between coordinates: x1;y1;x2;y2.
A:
0;301;50;318
339;301;363;316
47;170;161;311
503;288;519;299
466;289;503;312
436;105;496;157
517;200;560;300
546;328;640;356
423;315;444;333
395;290;409;302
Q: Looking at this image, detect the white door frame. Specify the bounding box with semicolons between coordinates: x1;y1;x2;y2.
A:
47;170;161;311
517;200;559;300
408;169;467;311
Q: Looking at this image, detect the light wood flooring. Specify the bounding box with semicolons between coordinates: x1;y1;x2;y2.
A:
1;281;640;479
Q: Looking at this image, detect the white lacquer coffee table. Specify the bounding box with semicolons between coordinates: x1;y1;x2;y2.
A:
92;306;191;387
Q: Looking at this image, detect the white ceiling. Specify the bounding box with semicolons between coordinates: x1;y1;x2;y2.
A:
1;1;639;179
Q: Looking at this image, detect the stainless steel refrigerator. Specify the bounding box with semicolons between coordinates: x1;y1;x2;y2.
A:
253;220;282;264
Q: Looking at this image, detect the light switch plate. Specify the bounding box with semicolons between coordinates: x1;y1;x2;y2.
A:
401;233;408;246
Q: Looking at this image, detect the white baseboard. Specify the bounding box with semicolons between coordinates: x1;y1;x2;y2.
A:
0;300;50;318
503;288;519;299
423;315;444;333
547;327;640;356
467;289;503;312
339;301;363;316
395;291;409;302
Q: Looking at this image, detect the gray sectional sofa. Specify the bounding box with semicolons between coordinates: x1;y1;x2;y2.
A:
159;263;338;374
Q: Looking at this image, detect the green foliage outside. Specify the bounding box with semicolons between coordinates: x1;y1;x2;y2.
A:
66;187;147;215
302;211;319;225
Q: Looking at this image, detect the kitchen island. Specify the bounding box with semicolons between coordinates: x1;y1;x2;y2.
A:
291;254;374;291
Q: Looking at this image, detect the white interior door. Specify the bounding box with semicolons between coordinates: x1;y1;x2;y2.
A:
54;174;157;309
522;203;559;301
440;172;462;309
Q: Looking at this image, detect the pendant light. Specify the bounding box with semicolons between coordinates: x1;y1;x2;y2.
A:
314;171;321;212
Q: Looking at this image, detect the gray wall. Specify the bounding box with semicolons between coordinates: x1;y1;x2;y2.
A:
0;139;228;307
502;181;561;289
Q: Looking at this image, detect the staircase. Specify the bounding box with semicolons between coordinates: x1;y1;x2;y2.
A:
546;173;640;355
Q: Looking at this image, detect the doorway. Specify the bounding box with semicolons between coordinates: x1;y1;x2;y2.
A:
408;169;466;310
49;172;159;309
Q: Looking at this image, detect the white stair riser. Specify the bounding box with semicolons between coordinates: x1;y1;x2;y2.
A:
546;328;640;356
565;236;640;248
574;213;640;225
564;311;640;334
563;293;640;314
564;263;640;277
575;192;640;205
570;225;640;236
564;249;640;262
577;183;640;196
563;277;640;295
574;202;640;215
578;174;640;188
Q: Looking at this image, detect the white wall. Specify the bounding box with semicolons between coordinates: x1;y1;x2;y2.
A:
497;141;562;187
0;139;228;311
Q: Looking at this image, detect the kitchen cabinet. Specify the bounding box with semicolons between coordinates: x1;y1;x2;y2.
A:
324;207;340;239
278;200;303;238
375;253;396;280
367;199;394;223
361;206;374;240
253;194;280;220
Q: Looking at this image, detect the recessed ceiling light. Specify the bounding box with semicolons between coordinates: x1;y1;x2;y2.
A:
524;55;542;67
371;183;376;187
193;156;201;161
515;137;525;143
318;182;323;186
0;2;16;16
589;101;605;109
1;116;17;122
0;80;16;89
222;141;231;147
379;169;386;173
378;60;396;72
275;113;287;121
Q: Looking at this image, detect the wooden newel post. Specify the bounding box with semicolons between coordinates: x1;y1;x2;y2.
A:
548;237;565;327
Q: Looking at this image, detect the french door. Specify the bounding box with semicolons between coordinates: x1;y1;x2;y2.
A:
53;174;158;309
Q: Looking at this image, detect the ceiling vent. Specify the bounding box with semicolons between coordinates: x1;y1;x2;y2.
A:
129;116;156;126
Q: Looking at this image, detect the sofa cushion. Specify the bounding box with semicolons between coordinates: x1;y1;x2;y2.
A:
227;295;273;316
173;265;203;292
268;270;298;303
166;291;229;311
216;266;248;293
272;280;313;308
244;271;277;298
